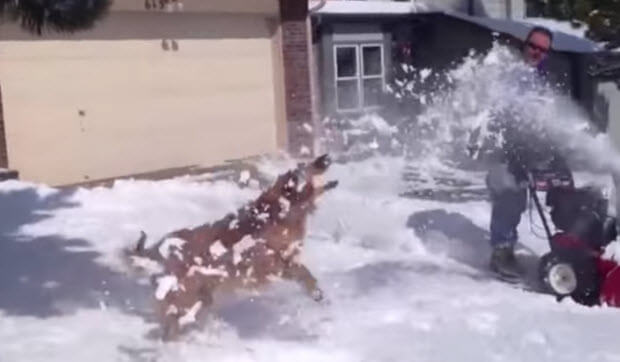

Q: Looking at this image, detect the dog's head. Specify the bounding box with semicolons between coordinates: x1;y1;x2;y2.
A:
256;154;338;224
271;154;338;210
253;154;337;255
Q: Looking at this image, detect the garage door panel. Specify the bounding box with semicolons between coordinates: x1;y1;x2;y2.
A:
0;19;280;185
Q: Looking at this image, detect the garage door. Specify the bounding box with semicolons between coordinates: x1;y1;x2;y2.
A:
0;12;283;185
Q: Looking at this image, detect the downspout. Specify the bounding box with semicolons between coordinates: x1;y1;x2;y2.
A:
309;0;327;14
0;84;7;168
468;0;474;16
506;0;512;19
307;0;327;155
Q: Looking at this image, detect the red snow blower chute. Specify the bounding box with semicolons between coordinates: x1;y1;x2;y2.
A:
528;161;620;307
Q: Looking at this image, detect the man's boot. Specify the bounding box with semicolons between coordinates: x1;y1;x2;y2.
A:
490;245;521;280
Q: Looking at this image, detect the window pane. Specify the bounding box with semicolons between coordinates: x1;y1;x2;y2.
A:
363;46;382;76
336;47;357;78
337;79;359;110
363;78;383;107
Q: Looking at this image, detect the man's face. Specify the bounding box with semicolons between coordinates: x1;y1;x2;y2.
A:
523;31;551;67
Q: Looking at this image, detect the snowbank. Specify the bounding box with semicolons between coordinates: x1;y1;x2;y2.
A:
0;156;619;361
314;0;430;15
523;17;588;39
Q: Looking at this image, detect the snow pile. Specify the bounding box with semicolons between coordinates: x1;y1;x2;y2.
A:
523;17;588;39
314;0;430;15
1;156;620;361
13;177;259;270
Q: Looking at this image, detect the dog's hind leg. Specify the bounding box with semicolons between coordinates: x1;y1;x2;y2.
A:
282;262;323;302
192;286;215;328
155;281;199;341
162;315;181;341
158;291;201;341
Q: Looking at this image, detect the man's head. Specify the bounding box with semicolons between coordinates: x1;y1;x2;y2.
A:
523;26;553;68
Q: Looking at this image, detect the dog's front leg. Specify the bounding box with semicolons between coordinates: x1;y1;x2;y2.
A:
163;317;180;341
283;262;323;302
194;285;215;327
158;301;181;341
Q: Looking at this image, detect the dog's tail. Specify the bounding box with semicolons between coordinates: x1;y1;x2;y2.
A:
123;230;149;258
121;231;164;276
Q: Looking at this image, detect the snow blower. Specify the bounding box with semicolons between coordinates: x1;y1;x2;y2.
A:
527;159;620;307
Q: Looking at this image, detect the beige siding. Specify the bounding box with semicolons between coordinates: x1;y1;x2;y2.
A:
0;14;282;185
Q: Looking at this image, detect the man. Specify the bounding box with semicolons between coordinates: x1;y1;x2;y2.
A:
487;26;554;279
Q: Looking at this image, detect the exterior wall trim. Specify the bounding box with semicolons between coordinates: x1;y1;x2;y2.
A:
0;84;8;168
280;0;315;157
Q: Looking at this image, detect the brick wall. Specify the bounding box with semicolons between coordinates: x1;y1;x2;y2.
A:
0;84;8;168
280;0;315;157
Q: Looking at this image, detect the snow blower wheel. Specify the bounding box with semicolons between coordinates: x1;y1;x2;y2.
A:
539;253;576;298
538;251;601;306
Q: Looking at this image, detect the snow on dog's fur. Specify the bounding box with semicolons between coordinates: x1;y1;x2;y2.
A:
125;154;338;340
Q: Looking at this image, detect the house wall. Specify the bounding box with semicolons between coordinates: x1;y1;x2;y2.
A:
472;0;525;19
595;81;620;215
0;9;287;185
510;0;526;19
597;81;620;144
474;0;508;18
431;0;470;14
408;14;496;72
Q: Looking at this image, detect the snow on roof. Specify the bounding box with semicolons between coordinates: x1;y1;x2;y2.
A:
522;17;588;39
448;12;601;53
312;2;600;53
313;0;432;15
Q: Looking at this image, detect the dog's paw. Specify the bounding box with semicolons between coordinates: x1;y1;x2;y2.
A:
311;288;324;302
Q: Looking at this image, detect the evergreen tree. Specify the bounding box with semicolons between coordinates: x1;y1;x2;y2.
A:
0;0;110;35
527;0;620;47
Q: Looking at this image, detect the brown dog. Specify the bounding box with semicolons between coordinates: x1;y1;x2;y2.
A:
126;154;338;340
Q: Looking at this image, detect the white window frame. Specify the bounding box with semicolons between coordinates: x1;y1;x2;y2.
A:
360;43;385;109
334;43;385;113
334;44;361;112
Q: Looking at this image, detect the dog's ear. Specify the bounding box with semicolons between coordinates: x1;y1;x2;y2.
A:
135;231;148;252
312;154;332;171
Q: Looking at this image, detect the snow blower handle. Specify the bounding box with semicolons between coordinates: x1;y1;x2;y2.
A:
527;171;554;243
